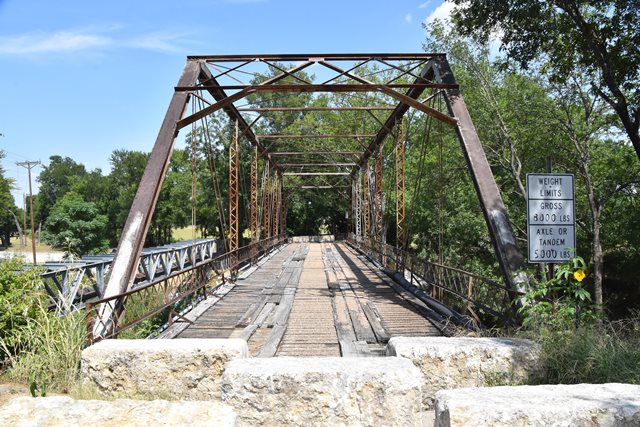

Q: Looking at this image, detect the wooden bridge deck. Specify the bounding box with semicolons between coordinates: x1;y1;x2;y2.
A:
174;242;442;356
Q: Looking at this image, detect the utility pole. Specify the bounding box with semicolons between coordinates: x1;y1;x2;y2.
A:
22;193;27;247
17;161;40;264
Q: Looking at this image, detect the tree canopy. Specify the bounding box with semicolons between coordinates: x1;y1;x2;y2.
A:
450;0;640;162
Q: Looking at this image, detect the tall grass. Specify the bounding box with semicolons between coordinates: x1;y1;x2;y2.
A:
531;316;640;385
0;302;86;393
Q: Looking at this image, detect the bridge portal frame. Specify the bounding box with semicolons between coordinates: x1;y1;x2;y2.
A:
98;54;524;337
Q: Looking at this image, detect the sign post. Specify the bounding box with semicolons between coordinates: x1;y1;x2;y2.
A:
527;173;576;263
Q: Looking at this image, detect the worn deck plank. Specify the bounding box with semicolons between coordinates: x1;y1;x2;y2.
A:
175;242;442;355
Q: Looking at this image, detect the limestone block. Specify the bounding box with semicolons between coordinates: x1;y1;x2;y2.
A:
386;337;540;409
435;383;640;426
221;356;422;426
80;338;247;400
0;396;236;426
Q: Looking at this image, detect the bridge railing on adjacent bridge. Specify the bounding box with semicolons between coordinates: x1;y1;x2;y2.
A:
38;239;218;314
85;235;287;343
347;234;523;327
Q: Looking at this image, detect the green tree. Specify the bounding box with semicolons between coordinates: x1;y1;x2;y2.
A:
103;149;149;245
450;0;640;162
43;191;108;257
35;156;87;223
0;152;18;247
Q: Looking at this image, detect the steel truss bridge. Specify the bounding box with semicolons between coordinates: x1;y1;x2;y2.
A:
39;238;217;313
86;54;526;345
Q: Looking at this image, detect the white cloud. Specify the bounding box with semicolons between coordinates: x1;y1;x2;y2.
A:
405;13;413;24
418;1;431;8
127;32;191;53
0;28;194;56
0;31;111;54
424;1;455;26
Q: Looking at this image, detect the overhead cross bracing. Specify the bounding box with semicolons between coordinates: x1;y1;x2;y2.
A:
95;53;526;339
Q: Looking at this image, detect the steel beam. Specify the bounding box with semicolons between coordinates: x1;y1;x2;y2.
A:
374;144;383;241
237;106;395;112
250;145;259;263
273;173;281;238
270;151;360;156
302;185;351;189
280;163;356;167
263;162;271;241
283;172;350;176
363;164;371;239
354;171;362;238
395;119;406;251
188;63;280;172
435;57;524;291
189;53;446;62
256;134;376;139
229;120;240;278
175;83;457;92
350;60;438;177
95;60;200;337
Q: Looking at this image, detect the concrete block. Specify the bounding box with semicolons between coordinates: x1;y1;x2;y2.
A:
221;356;422;426
0;396;236;426
387;337;540;409
80;338;247;400
435;383;640;426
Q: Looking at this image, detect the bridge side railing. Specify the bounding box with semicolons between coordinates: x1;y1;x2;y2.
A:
85;235;287;343
347;234;522;327
39;239;218;314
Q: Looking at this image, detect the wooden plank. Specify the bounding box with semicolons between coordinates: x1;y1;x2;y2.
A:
236;296;269;326
331;288;359;357
256;325;287;357
362;302;391;343
266;288;296;327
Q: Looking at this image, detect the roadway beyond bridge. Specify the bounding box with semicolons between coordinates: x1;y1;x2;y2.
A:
162;242;443;356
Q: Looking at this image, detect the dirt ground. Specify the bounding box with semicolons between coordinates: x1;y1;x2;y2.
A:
0;382;29;405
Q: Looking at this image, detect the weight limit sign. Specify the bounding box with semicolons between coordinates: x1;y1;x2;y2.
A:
526;173;576;263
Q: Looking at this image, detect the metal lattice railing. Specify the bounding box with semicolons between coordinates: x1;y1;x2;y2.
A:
347;234;522;327
38;239;218;314
85;235;287;343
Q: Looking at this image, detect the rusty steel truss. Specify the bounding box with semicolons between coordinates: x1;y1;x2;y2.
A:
97;54;525;337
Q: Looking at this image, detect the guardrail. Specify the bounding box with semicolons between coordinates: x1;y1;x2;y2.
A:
347;234;522;327
86;235;287;343
38;239;217;314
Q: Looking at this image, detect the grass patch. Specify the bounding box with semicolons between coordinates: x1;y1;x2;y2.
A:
172;226;203;241
0;303;86;394
530;318;640;385
6;236;57;253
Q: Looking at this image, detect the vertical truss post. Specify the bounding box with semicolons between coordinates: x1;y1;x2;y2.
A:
354;171;362;239
281;186;287;238
348;181;353;236
229;120;239;279
362;164;371;241
395;119;406;264
272;173;280;239
263;161;271;247
250;145;259;264
375;144;383;238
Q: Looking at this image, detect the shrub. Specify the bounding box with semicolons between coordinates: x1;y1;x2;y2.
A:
0;258;86;393
0;258;46;361
1;303;86;393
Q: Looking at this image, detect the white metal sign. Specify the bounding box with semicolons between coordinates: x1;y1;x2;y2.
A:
527;173;576;263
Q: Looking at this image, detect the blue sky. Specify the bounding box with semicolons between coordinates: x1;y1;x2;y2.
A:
0;0;452;204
